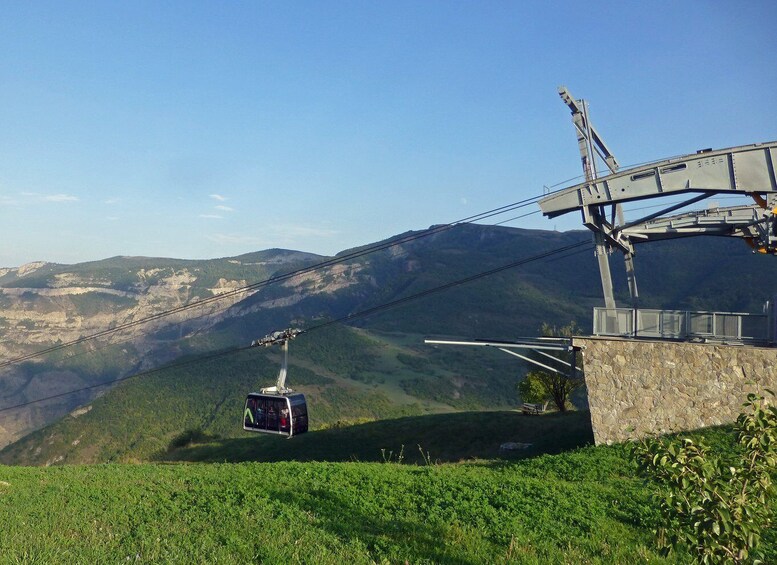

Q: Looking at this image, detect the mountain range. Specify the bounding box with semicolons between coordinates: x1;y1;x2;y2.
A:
1;223;776;463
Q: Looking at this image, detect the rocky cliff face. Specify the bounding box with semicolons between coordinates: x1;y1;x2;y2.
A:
1;264;232;355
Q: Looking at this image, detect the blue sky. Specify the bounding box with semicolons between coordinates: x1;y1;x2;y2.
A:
0;1;775;266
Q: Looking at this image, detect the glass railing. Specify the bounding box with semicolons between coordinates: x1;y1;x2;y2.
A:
593;307;770;344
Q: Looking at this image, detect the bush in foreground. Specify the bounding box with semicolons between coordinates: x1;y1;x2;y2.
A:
632;393;777;564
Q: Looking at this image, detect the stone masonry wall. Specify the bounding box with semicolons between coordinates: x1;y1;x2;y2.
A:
574;337;777;445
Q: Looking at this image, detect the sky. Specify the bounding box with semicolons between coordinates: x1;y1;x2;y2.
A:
0;1;775;267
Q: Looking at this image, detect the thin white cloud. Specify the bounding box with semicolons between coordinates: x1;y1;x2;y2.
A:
199;214;224;219
210;194;227;201
215;205;234;212
104;198;120;205
460;197;468;205
43;194;78;202
3;191;80;206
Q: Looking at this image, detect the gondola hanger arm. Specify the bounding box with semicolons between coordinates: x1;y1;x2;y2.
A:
250;328;303;394
250;328;303;348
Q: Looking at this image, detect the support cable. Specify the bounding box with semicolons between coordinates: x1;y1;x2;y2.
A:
0;195;545;369
0;239;592;413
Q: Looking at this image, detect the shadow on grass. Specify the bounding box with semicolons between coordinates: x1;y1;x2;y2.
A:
155;409;594;465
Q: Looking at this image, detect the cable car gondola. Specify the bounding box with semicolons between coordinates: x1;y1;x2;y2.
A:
243;328;308;438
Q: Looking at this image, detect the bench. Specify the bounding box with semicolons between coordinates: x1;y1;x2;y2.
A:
521;402;548;415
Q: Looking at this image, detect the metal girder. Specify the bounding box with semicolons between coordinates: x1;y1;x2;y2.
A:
558;86;631;309
539;141;777;218
424;338;574;352
619;203;777;253
546;86;777;311
424;338;580;379
558;86;620;175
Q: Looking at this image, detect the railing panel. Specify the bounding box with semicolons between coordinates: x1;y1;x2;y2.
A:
637;310;660;336
742;315;770;342
593;308;769;344
689;312;714;336
594;308;633;336
714;314;741;339
661;311;685;338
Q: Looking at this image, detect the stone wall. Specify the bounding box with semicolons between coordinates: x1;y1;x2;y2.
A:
574;337;777;445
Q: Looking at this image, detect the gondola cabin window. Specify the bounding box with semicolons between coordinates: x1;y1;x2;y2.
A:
243;392;308;438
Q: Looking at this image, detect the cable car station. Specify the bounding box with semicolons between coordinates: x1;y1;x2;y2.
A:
428;87;777;446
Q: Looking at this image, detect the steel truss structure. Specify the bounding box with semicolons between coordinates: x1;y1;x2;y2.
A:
539;86;777;309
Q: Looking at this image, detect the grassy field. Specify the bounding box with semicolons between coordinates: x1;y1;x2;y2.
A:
1;415;774;564
0;444;659;564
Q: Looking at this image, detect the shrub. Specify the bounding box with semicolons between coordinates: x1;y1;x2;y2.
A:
631;393;777;564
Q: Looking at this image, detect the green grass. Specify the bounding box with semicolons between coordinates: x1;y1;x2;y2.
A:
4;425;773;564
1;417;774;563
0;446;660;563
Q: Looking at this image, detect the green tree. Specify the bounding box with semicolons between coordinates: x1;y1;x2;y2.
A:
521;369;582;412
518;321;584;412
631;393;777;564
517;371;549;404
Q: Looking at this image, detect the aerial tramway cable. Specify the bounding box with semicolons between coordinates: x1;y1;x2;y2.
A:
0;195;547;370
0;239;592;414
1;161;674;372
304;240;591;333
